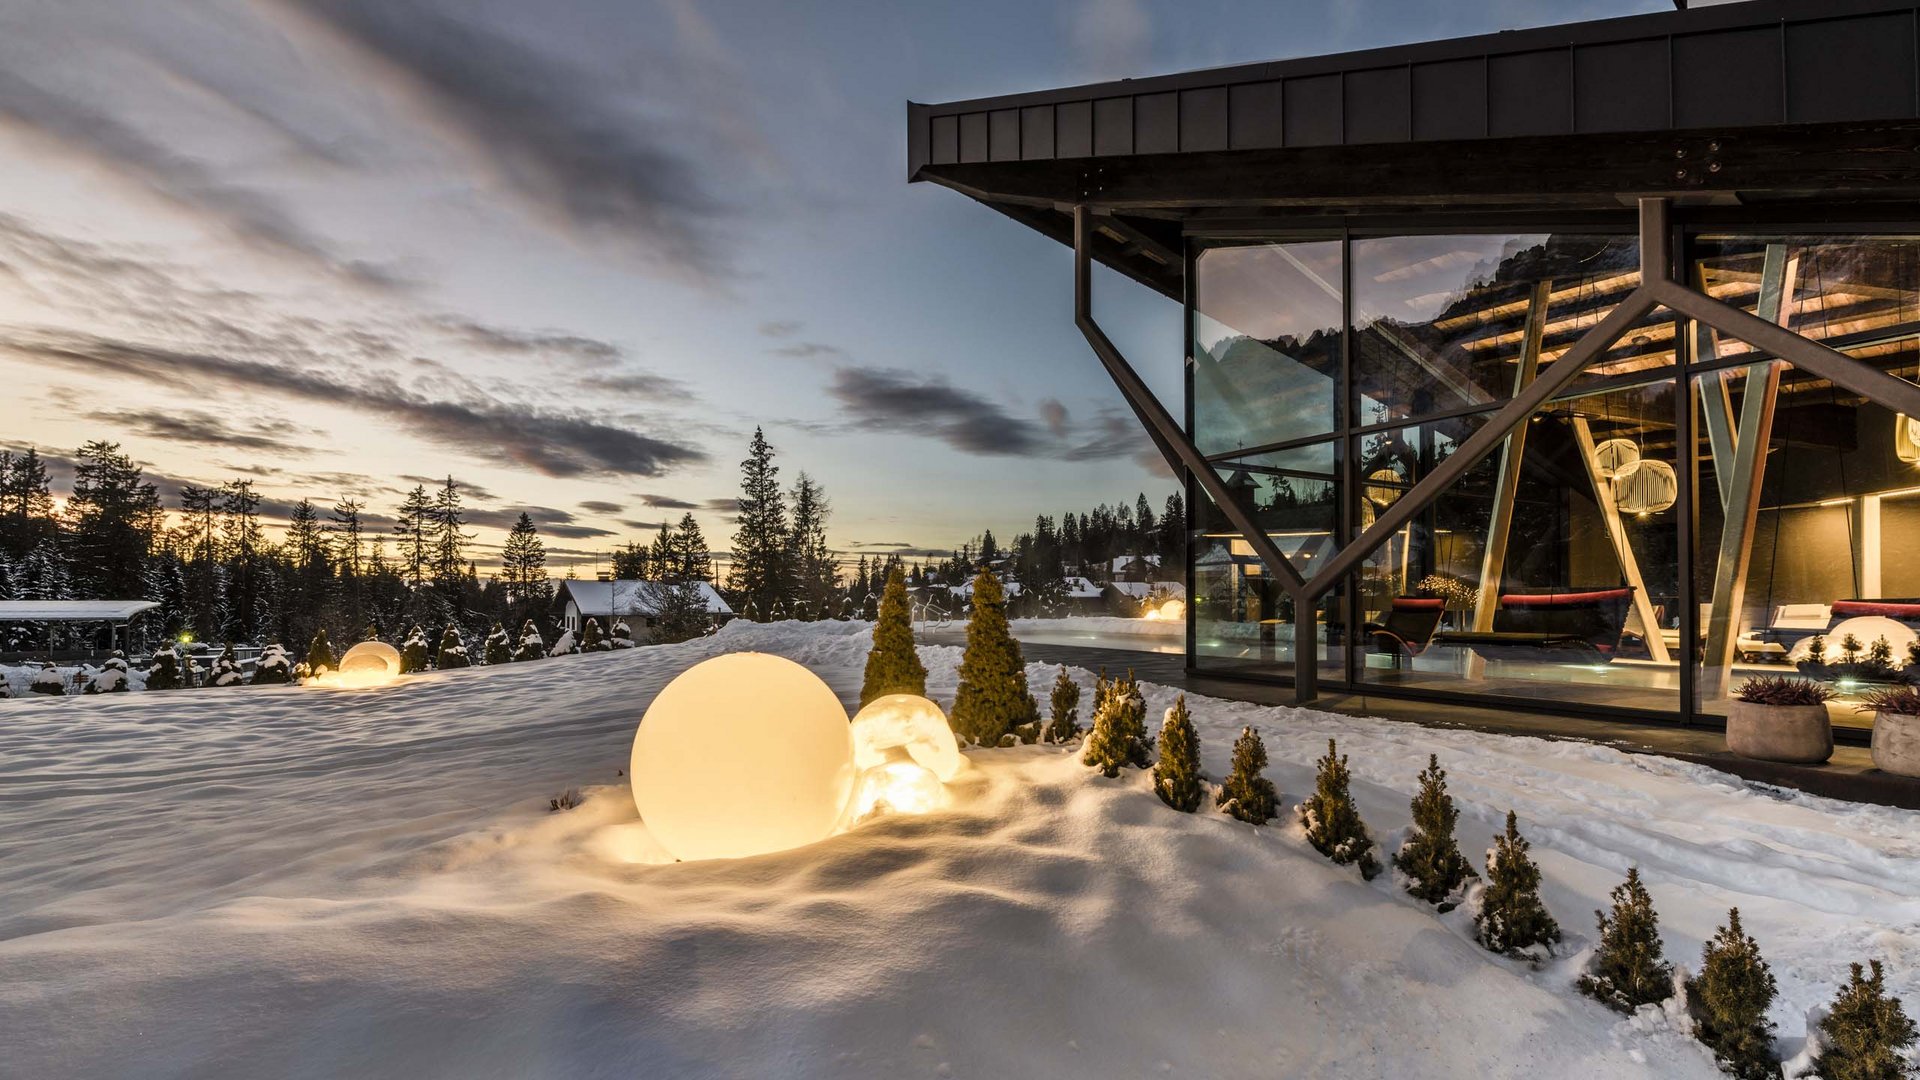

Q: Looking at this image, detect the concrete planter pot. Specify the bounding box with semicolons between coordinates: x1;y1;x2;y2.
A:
1726;700;1833;764
1870;710;1920;777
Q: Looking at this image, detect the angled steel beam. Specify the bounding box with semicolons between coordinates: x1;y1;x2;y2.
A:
1471;280;1549;635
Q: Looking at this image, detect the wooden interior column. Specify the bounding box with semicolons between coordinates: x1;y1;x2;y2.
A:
1700;249;1796;698
1470;281;1551;635
1570;417;1672;664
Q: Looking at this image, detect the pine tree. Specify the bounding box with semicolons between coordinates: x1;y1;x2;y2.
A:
950;569;1039;745
1045;667;1082;743
1300;738;1381;878
1578;867;1674;1013
580;617;607;652
430;476;474;588
610;620;634;647
211;643;244;687
727;427;792;620
251;643;292;685
306;628;337;673
1474;811;1561;960
513;619;544;661
145;648;185;691
483;621;512;665
1686;908;1779;1080
436;624;470;669
499;512;549;621
393;485;434;589
400;625;430;673
1394;754;1479;910
1082;670;1152;777
786;472;836;620
1216;725;1278;823
1153;694;1204;811
861;565;927;706
1812;960;1917;1080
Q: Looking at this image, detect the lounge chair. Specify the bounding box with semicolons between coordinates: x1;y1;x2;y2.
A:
1431;587;1635;663
1363;597;1447;668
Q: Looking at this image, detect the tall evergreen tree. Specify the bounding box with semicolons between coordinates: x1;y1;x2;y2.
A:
1578;867;1674;1013
499;512;549;619
1300;738;1382;879
1216;725;1278;824
1686;908;1779;1080
728;427;791;620
1394;755;1479;910
1474;812;1561;960
1153;695;1204;812
786;473;836;619
860;565;927;706
393;485;433;589
67;441;162;601
220;480;267;641
665;513;712;582
0;447;56;563
949;569;1039;745
1812;960;1917;1080
431;476;473;587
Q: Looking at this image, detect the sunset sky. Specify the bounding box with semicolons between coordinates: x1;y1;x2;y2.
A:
0;0;1663;571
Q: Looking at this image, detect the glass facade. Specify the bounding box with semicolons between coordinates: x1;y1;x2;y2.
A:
1188;227;1920;727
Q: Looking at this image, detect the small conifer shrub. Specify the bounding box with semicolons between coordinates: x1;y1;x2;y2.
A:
1394;754;1479;910
1152;695;1203;812
513;619;544;662
1578;867;1674;1013
1216;725;1278;824
1734;676;1839;706
861;565;928;707
210;644;245;687
30;661;64;695
84;651;133;694
400;626;430;674
483;622;512;665
145;649;184;691
306;628;337;674
1474;811;1560;960
1045;667;1082;744
950;569;1040;745
611;620;634;648
1082;671;1152;777
251;644;292;685
580;618;607;653
1811;959;1917;1080
1686;908;1779;1080
1300;738;1381;878
436;625;470;669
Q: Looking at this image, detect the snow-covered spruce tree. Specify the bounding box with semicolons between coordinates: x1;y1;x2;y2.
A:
210;644;244;687
306;628;337;674
399;625;430;674
1152;694;1203;812
513;619;544;662
949;569;1039;746
1082;671;1152;777
84;651;132;694
1686;908;1779;1080
1577;867;1674;1013
861;565;927;707
1812;959;1917;1080
1216;725;1278;824
483;622;512;665
1474;811;1561;960
610;620;634;648
145;648;184;691
1045;666;1082;744
579;617;607;653
250;643;292;685
30;661;64;695
1300;738;1381;879
435;625;470;669
1394;754;1479;910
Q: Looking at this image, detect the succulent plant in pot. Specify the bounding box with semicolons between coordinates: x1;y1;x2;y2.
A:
1859;685;1920;777
1727;676;1839;764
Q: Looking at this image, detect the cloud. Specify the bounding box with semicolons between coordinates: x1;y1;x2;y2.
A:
580;371;696;403
757;320;800;339
829;366;1045;457
620;519;667;532
0;68;397;288
7;330;706;479
703;497;741;513
84;407;318;456
398;475;497;502
270;0;735;281
1039;398;1071;438
637;493;698;510
771;342;845;360
577;500;623;514
432;318;622;365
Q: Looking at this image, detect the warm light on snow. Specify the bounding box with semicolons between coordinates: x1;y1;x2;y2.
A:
630;652;856;861
1141;598;1186;622
848;759;944;821
307;641;403;689
849;694;963;782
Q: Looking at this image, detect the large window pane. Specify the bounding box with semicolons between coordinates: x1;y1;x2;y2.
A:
1694;236;1920;357
1192;240;1342;453
1350;234;1662;424
1351;380;1681;715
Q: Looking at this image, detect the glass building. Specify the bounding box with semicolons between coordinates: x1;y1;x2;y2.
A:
909;0;1920;735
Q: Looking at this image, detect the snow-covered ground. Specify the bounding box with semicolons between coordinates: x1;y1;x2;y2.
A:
2;620;1915;1078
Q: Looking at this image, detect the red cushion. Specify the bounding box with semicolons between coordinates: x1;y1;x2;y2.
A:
1499;588;1633;607
1393;597;1447;611
1833;600;1920;618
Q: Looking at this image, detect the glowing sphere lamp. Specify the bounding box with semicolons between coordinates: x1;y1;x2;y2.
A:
849;694;963;782
631;652;855;861
849;760;945;821
309;640;404;688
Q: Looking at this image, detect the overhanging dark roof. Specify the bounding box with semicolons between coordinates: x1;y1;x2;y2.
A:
909;0;1920;297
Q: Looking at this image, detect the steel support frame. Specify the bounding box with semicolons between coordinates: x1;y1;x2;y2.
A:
1072;197;1920;705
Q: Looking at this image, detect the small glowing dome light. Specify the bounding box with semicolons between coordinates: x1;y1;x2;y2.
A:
1142;597;1186;622
849;760;944;821
309;640;402;688
849;694;962;782
631;653;856;861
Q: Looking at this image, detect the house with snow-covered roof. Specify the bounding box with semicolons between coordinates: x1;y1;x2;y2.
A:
557;579;733;638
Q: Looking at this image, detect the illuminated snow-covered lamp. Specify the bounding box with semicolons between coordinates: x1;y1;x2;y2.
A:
1612;458;1677;514
850;693;962;781
848;759;945;821
630;652;855;861
1592;438;1641;480
1141;597;1187;622
310;640;403;688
